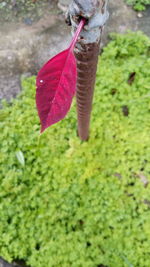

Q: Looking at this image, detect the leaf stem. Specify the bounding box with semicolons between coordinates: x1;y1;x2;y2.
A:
69;19;86;51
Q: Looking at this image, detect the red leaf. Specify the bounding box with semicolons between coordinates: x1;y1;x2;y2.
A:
36;19;85;133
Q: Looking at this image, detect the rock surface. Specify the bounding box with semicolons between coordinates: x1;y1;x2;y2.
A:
0;258;22;267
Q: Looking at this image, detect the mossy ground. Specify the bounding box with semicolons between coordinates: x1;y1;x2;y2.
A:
0;32;150;267
125;0;150;10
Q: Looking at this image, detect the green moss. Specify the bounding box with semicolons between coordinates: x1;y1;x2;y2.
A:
0;32;150;267
125;0;150;11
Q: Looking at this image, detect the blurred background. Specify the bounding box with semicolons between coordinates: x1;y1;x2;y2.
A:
0;0;150;102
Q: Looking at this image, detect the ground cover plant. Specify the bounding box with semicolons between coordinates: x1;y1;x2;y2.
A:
125;0;150;10
0;32;150;267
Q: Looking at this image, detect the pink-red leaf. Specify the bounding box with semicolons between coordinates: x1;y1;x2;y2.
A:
36;19;85;133
36;49;77;133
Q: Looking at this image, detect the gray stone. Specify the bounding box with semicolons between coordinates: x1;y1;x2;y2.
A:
0;258;21;267
59;0;70;5
0;12;71;101
0;74;21;102
58;0;70;12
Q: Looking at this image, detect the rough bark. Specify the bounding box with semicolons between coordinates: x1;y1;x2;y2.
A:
67;0;109;140
74;41;100;140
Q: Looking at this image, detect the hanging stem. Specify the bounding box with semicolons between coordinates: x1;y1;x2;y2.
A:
69;19;86;51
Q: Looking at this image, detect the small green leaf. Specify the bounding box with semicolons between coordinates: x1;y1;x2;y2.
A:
15;150;25;166
120;254;134;267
